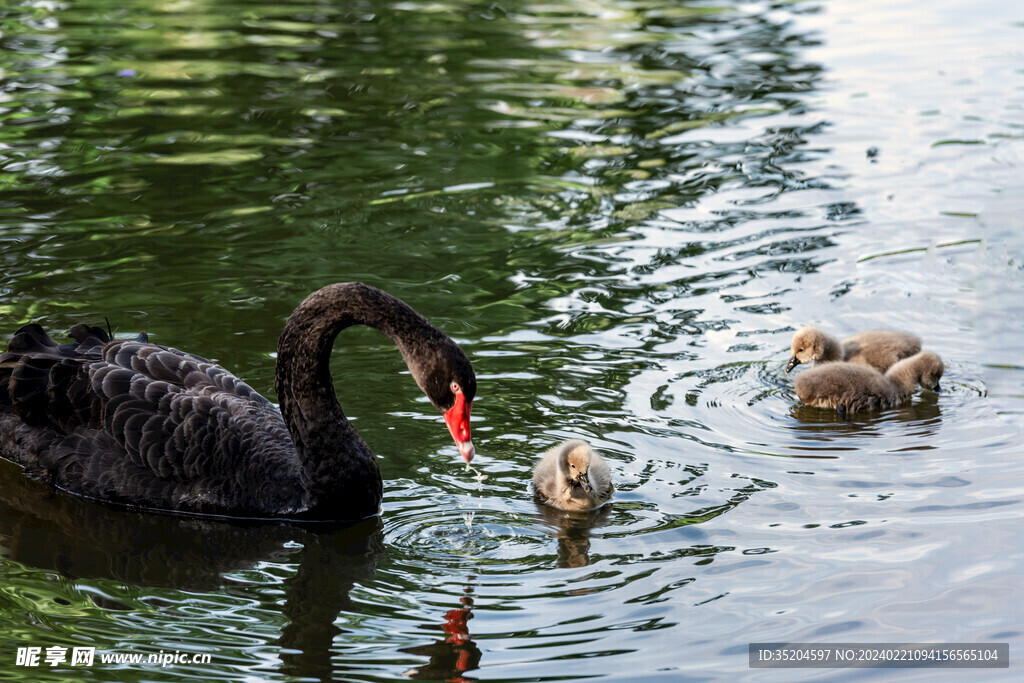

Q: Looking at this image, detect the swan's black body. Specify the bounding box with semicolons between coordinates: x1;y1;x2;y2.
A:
0;283;476;521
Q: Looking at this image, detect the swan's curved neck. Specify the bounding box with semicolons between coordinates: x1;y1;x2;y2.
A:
274;283;439;512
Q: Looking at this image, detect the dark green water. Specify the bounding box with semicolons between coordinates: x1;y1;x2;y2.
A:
1;0;1022;680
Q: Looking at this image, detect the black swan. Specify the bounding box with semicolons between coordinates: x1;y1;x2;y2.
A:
794;350;943;417
785;326;922;373
532;439;614;510
0;283;476;521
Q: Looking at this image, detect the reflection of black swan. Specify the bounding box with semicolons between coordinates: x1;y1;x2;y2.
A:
0;283;476;520
0;453;386;682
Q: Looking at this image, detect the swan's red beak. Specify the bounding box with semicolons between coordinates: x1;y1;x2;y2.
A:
443;391;474;463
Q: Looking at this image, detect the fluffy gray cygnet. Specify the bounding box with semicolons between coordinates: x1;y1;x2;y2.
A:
794;350;944;418
786;326;921;373
532;439;614;511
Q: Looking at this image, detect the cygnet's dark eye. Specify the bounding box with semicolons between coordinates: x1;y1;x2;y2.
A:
797;347;804;353
570;464;576;470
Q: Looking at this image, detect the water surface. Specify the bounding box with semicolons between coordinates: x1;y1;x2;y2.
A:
1;0;1022;680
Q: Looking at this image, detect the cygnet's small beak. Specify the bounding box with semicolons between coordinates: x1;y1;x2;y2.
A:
785;357;799;373
577;472;592;493
932;383;941;393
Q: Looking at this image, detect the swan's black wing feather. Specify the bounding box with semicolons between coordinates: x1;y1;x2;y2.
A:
1;324;305;516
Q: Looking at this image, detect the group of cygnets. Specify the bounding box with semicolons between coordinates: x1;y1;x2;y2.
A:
786;326;943;418
534;325;942;511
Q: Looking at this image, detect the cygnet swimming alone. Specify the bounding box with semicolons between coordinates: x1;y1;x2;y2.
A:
794;350;944;418
532;439;614;511
785;326;921;373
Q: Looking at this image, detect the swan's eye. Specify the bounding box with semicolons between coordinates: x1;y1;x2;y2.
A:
450;381;460;394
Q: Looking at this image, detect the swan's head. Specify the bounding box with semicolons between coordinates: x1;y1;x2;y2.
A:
786;326;825;373
411;336;477;463
559;440;594;493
